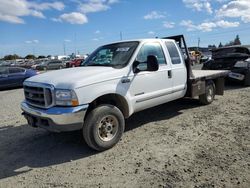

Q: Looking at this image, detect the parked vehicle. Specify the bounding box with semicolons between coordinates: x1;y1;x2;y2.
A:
0;61;8;66
67;58;84;68
35;60;64;71
0;61;12;67
0;67;38;89
202;45;250;86
21;35;228;151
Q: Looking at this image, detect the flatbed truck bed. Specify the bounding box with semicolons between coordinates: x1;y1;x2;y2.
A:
191;70;229;81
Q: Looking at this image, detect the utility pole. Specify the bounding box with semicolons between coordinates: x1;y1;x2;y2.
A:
63;42;66;55
197;37;201;64
74;33;76;55
120;31;123;41
197;37;200;51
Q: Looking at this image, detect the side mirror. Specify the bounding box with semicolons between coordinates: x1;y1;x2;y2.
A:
147;55;159;72
133;55;159;73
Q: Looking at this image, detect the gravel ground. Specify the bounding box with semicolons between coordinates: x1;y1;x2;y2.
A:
0;85;249;188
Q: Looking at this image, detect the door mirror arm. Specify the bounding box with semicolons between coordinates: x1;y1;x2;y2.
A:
132;60;141;73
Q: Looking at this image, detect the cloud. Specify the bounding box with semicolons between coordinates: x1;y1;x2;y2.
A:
0;0;64;24
28;2;65;11
180;19;239;32
163;21;175;28
144;11;165;20
216;0;250;23
183;0;213;14
79;0;118;13
216;20;240;28
95;30;101;34
148;31;155;35
25;41;32;44
0;14;25;24
33;39;39;43
64;39;71;42
25;40;39;44
30;10;45;18
53;12;88;24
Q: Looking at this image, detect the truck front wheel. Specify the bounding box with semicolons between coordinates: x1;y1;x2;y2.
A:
199;81;215;105
83;104;125;151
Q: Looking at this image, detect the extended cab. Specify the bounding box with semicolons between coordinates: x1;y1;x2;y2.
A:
21;35;228;151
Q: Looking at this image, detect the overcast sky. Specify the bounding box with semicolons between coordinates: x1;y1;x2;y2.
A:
0;0;250;57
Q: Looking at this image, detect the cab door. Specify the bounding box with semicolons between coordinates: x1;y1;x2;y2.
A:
0;67;9;88
165;41;187;96
128;42;173;112
7;67;26;86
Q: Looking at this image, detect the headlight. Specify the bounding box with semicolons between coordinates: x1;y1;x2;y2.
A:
55;89;79;106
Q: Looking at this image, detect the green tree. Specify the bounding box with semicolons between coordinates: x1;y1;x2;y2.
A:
234;35;241;45
218;42;223;48
208;44;216;48
3;54;21;60
37;55;46;59
25;54;36;59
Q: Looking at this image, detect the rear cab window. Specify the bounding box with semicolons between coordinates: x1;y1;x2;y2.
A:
165;41;182;65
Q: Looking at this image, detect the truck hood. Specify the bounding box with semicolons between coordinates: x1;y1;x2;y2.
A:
25;67;124;89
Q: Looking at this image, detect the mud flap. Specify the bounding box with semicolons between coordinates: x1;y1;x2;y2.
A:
244;70;250;86
215;78;225;95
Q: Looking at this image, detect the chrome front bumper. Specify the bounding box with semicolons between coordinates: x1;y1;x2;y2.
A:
21;101;88;132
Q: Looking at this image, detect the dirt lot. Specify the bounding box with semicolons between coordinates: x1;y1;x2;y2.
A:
0;85;249;188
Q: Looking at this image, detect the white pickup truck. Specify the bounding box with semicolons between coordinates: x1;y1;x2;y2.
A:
21;35;228;151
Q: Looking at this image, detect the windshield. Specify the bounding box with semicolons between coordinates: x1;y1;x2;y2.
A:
82;41;139;68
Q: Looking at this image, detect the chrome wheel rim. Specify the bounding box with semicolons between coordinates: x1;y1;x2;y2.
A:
207;87;213;102
98;115;119;142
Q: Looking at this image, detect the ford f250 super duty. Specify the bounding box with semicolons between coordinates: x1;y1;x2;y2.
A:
21;35;228;151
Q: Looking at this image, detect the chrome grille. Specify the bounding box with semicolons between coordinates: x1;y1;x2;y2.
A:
24;83;53;108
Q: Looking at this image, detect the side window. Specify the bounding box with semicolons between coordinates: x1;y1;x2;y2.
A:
136;43;166;65
0;67;9;75
165;42;182;64
9;68;24;74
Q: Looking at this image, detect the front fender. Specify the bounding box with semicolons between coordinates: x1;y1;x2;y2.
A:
75;81;134;116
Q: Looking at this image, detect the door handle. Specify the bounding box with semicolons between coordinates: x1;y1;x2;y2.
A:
168;70;172;78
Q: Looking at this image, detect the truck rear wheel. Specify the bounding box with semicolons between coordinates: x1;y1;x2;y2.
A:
83;104;125;151
199;81;215;105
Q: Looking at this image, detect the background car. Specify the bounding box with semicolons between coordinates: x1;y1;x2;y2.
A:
202;45;250;86
66;58;84;68
0;67;38;89
0;61;12;67
35;60;64;71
